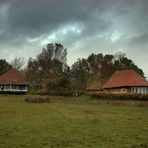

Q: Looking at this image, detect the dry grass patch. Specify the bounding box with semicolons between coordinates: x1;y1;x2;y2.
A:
24;95;50;103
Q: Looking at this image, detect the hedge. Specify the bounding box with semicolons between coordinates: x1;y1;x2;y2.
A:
90;93;148;101
0;91;27;95
29;89;85;97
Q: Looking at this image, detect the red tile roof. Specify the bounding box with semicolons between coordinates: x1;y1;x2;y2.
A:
103;70;148;89
0;68;27;85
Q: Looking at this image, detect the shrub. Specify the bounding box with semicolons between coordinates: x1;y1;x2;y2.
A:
90;93;148;101
24;95;50;103
0;91;27;95
32;88;85;97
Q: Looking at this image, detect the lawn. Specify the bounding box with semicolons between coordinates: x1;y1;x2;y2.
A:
0;95;148;148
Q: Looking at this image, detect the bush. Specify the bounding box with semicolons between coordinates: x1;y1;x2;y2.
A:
90;93;148;101
24;95;50;103
0;91;27;95
31;88;85;97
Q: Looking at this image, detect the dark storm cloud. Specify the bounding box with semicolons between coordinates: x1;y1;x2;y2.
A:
1;0;146;43
0;0;119;50
2;0;128;38
6;0;111;37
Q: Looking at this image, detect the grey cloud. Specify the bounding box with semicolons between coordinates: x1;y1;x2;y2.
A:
0;0;116;47
0;0;147;44
129;33;148;46
3;0;126;38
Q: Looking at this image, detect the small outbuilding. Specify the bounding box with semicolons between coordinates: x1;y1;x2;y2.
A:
0;68;28;92
103;70;148;94
86;80;103;93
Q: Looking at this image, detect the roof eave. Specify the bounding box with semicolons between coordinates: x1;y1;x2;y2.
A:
103;85;148;89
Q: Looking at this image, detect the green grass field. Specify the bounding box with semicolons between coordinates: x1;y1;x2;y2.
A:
0;95;148;148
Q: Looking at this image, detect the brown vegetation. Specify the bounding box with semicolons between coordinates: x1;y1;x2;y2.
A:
90;92;148;101
24;95;50;103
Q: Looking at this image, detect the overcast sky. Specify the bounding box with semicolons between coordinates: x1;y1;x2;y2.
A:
0;0;148;77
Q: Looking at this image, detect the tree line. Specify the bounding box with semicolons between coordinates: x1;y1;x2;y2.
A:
0;43;145;93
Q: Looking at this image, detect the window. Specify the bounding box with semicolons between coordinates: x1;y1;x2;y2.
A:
146;88;148;93
135;88;138;93
19;85;27;90
137;88;140;94
121;88;126;93
131;88;134;93
132;87;147;94
4;85;10;90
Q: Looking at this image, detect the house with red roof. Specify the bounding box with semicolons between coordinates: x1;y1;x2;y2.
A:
103;70;148;94
0;68;28;92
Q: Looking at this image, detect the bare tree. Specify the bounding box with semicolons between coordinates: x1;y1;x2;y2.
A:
11;57;25;70
47;43;67;70
114;51;126;62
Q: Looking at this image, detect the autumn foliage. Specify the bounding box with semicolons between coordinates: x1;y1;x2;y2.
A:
24;43;145;95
